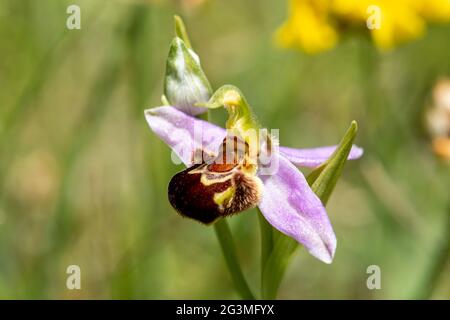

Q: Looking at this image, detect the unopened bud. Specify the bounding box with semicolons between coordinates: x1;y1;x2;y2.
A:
164;37;212;115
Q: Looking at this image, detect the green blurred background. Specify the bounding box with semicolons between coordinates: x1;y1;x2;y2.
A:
0;0;449;299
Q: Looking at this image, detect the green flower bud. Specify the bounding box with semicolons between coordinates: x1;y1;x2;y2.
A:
163;36;212;115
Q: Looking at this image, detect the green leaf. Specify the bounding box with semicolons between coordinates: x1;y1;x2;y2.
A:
258;209;274;281
308;121;359;204
261;121;359;299
261;235;298;299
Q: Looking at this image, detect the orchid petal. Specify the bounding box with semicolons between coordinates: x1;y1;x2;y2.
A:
279;144;363;167
258;155;336;263
144;106;226;166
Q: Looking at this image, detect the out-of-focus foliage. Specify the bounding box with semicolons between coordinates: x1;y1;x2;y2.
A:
0;0;448;299
425;79;450;160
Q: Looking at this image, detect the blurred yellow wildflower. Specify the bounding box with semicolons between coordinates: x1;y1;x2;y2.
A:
276;0;338;54
368;1;425;50
416;0;450;21
276;0;450;53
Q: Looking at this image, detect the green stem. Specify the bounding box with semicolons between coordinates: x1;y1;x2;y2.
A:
262;236;298;299
213;219;256;300
258;209;273;287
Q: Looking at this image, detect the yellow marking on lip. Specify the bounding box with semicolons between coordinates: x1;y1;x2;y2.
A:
213;186;235;211
200;172;234;186
187;164;236;186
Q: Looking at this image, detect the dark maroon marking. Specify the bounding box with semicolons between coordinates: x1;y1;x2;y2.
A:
168;135;262;224
207;163;237;172
168;164;233;224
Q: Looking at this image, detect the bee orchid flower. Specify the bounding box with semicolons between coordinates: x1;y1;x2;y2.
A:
145;85;363;264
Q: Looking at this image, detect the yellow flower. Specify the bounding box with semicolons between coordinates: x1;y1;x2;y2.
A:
276;0;450;53
414;0;450;22
331;0;368;22
331;0;427;50
276;0;338;54
366;1;426;50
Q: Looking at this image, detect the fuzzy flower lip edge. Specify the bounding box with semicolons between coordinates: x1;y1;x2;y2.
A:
144;106;363;263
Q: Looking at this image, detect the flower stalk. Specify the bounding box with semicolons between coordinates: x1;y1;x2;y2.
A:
214;218;256;300
258;208;275;290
